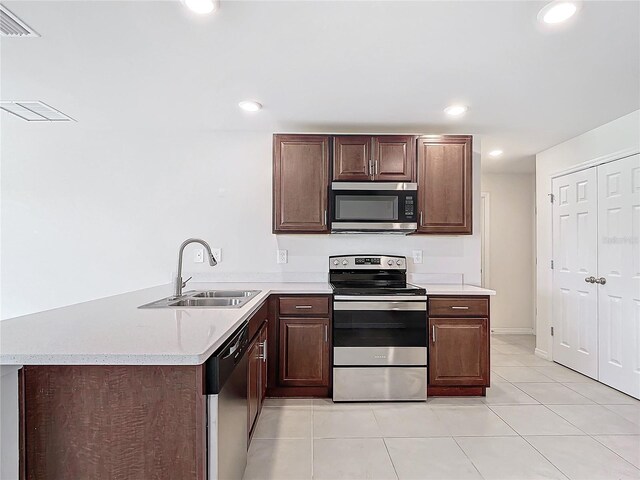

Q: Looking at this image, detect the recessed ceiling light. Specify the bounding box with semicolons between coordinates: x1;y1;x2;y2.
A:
538;2;578;24
183;0;218;15
488;150;504;157
238;100;263;112
444;105;468;117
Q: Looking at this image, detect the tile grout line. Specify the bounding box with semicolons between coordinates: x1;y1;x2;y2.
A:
451;435;488;479
589;433;640;470
518;434;572;479
381;438;400;480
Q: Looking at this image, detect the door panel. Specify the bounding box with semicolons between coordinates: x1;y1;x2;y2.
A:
373;136;416;181
429;318;489;386
597;154;640;399
247;339;260;435
279;318;330;387
273;135;330;233
333;136;372;181
552;168;599;378
416;136;472;234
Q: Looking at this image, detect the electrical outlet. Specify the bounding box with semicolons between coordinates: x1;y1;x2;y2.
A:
412;250;423;264
194;248;204;263
277;249;288;264
212;248;222;263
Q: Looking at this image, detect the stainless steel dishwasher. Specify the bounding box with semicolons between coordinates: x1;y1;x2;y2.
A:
205;322;250;480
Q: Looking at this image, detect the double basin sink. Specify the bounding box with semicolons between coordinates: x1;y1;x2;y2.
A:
139;289;260;309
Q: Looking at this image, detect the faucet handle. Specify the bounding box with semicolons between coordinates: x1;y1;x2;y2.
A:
181;276;193;288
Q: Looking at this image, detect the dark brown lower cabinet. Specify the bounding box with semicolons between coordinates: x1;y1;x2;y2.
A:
279;317;330;387
248;323;268;439
248;336;261;434
428;295;490;396
19;365;207;480
248;299;269;436
429;318;489;386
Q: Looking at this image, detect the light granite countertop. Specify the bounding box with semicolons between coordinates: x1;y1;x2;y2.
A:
0;281;494;366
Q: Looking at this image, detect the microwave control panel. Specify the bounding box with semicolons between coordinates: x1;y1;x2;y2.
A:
404;196;415;218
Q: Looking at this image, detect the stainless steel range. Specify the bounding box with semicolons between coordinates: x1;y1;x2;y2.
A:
330;255;427;402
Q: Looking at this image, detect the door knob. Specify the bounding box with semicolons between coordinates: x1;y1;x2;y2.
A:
585;276;596;283
595;277;607;285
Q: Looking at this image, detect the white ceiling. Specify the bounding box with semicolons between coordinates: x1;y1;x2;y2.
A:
2;0;639;173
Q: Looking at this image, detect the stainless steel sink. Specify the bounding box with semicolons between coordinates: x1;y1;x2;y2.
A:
193;290;256;298
139;289;260;309
172;298;245;307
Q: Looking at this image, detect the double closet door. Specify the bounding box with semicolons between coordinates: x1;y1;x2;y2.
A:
552;154;640;399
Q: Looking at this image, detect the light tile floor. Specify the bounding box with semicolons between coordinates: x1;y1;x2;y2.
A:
244;334;640;480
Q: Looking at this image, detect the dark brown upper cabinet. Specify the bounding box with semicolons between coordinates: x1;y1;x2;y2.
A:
416;135;472;234
372;135;416;181
333;136;371;181
333;135;416;181
273;134;330;233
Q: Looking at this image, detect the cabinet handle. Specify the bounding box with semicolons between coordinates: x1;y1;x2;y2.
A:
451;306;470;310
420;212;423;225
375;160;379;176
295;305;313;309
432;325;436;343
324;209;327;226
595;277;607;285
325;325;328;342
260;340;267;362
585;276;596;284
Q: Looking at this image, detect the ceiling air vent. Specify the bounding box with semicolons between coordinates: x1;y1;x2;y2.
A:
0;101;75;121
0;5;39;37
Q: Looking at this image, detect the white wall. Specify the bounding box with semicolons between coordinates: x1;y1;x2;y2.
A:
1;123;482;319
481;173;535;333
535;110;640;359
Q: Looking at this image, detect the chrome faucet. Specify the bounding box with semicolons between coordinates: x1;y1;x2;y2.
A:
173;238;217;298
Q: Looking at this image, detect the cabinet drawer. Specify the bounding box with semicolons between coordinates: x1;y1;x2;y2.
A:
429;297;489;317
279;296;329;316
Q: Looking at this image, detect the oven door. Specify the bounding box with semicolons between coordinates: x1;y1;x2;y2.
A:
333;300;427;366
330;183;417;232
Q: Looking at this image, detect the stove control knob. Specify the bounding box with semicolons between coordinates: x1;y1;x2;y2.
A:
342;260;348;265
387;259;394;266
333;260;339;266
396;259;402;266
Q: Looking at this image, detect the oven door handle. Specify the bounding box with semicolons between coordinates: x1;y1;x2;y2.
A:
334;295;427;302
334;301;426;311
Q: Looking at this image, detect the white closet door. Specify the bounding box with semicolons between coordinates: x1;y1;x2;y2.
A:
552;168;599;378
597;154;640;399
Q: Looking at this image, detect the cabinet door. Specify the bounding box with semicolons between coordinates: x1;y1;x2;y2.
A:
417;136;472;234
429;318;488;386
333;136;372;181
259;325;268;406
373;136;416;181
247;338;260;434
279;317;330;387
273;134;330;233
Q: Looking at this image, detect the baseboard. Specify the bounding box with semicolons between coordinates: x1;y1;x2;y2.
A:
490;328;534;335
534;348;550;360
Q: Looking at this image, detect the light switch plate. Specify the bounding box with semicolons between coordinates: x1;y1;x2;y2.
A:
277;249;288;264
412;250;423;264
194;248;204;263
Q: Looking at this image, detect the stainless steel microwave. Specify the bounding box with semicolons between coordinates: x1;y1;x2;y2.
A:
330;182;418;233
